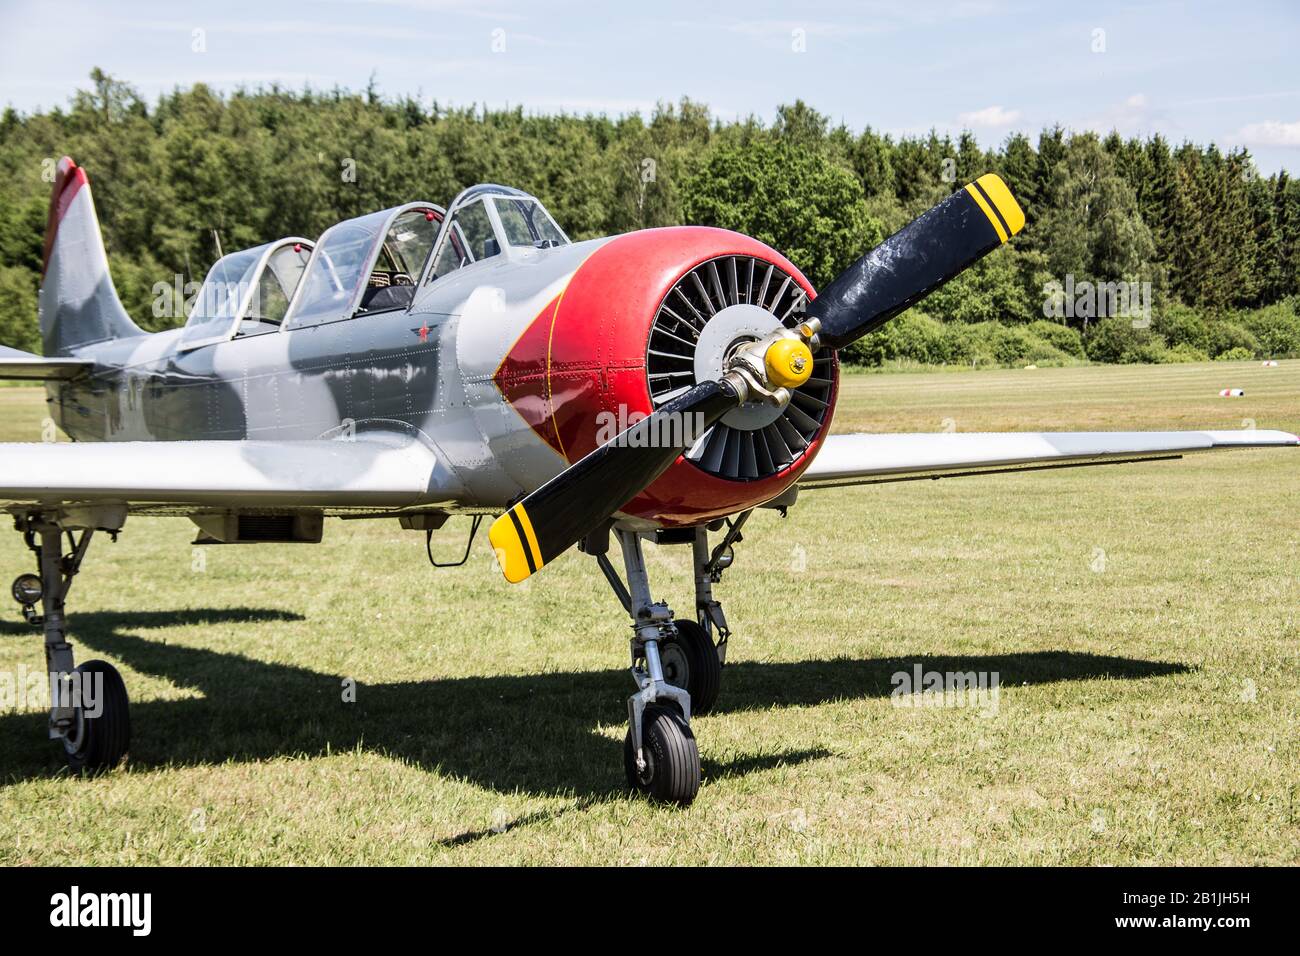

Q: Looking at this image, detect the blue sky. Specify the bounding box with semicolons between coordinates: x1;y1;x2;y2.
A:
2;0;1298;173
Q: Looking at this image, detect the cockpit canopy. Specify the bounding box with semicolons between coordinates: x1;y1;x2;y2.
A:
281;188;568;328
423;185;569;284
180;186;571;334
285;202;444;329
181;237;313;350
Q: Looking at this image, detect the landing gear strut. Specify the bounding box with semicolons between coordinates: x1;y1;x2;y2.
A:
613;528;699;803
12;513;130;773
595;520;743;805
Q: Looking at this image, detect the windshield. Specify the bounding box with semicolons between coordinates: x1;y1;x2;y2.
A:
286;209;390;327
427;199;499;281
187;244;270;328
494;197;566;248
384;208;439;278
287;206;443;326
248;243;312;323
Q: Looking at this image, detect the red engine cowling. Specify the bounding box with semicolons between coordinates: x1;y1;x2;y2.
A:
494;226;839;526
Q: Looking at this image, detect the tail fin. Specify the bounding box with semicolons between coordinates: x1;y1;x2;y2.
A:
39;156;143;356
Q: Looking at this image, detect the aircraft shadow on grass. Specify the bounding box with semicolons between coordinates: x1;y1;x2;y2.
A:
1;608;1190;805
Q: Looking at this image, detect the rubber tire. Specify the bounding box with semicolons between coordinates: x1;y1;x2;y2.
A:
64;659;130;774
671;619;722;716
623;703;701;805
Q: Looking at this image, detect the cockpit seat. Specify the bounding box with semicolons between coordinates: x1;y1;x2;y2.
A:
359;282;416;314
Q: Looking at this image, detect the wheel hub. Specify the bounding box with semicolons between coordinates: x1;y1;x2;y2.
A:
61;705;85;755
658;640;690;687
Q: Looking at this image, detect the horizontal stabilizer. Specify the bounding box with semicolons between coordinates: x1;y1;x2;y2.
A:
0;345;94;380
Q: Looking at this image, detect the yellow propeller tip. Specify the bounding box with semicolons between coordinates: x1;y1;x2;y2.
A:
966;173;1026;243
488;508;541;583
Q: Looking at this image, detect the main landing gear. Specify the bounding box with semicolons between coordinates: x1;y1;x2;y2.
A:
591;514;747;805
11;511;130;773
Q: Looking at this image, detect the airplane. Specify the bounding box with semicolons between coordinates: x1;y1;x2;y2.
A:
2;155;1294;804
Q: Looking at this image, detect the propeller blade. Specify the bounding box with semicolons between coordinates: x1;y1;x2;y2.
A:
489;379;743;582
807;173;1025;350
489;173;1023;584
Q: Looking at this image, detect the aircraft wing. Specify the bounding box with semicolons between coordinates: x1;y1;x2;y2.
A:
0;433;467;516
0;345;94;381
798;429;1299;488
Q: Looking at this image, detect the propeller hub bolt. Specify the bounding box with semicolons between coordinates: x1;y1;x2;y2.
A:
764;338;815;390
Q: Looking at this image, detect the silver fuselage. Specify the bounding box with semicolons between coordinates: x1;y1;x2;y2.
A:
51;238;611;511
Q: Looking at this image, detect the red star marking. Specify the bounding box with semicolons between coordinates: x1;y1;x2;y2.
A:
418;324;429;342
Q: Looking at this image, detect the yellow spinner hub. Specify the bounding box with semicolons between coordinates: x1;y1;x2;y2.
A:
764;338;814;389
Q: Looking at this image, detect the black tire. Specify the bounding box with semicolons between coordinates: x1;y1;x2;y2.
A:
665;619;722;716
63;659;130;774
623;703;700;805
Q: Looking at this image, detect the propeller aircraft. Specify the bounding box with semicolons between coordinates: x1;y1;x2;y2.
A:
3;156;1294;803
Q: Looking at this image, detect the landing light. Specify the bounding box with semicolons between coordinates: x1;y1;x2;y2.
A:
11;573;42;606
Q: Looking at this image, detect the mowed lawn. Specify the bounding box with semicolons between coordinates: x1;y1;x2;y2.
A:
0;360;1296;865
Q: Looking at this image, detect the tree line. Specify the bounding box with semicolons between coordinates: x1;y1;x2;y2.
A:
1;69;1297;366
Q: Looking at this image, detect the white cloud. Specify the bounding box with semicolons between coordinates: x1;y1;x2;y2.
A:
1234;120;1300;147
1073;92;1174;139
1176;89;1300;107
958;105;1021;128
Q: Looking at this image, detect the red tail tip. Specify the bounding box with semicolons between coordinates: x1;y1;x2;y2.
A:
41;156;89;278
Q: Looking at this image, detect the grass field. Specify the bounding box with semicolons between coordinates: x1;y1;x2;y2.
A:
1;360;1297;865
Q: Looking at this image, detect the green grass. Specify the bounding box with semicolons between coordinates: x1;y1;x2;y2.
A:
1;360;1297;865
